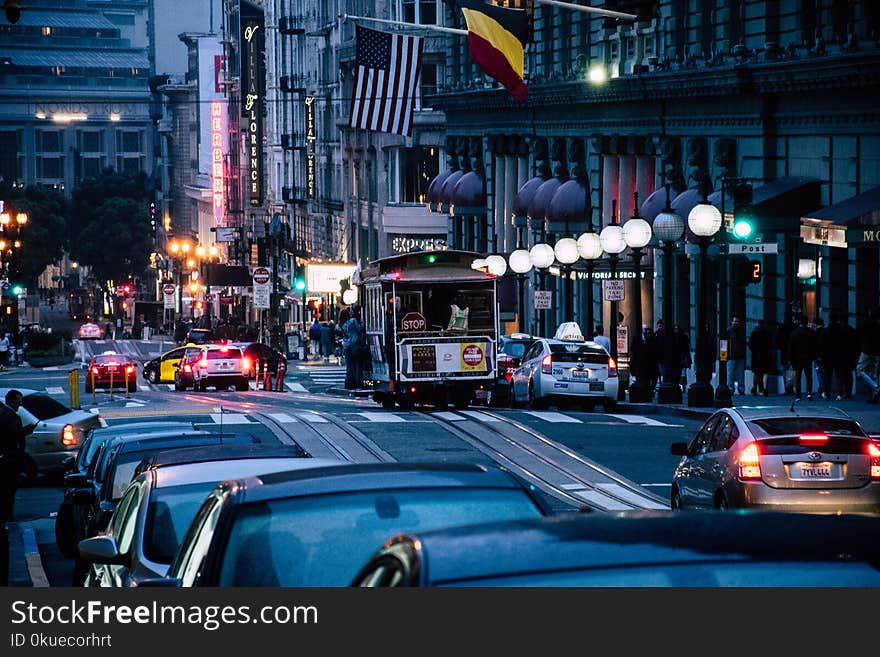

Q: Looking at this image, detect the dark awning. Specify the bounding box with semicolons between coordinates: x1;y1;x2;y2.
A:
640;184;685;223
426;170;452;212
803;186;880;226
747;177;821;231
528;177;564;232
437;170;465;212
450;170;486;216
512;176;546;220
670;187;708;221
547;179;590;233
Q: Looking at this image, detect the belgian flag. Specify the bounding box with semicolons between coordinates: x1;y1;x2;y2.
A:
459;0;530;102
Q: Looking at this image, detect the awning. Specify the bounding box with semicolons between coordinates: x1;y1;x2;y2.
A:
746;177;821;231
437;170;465;213
425;170;452;213
547;179;590;233
450;170;486;216
528;177;565;232
0;47;150;69
801;185;880;248
511;176;546;224
640;184;685;223
670;187;708;221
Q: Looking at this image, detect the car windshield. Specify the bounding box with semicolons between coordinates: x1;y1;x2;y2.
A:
144;482;218;565
207;348;242;360
440;561;880;587
502;342;527;357
21;393;71;420
218;488;543;587
548;344;608;364
746;418;867;437
94;354;126;364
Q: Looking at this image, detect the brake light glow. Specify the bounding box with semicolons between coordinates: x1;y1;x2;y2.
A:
241;357;252;372
90;367;99;375
61;424;76;447
220;346;229;353
868;442;880;480
739;442;761;480
608;357;618;378
183;364;192;373
199;357;208;369
799;434;828;444
125;365;135;374
541;354;553;374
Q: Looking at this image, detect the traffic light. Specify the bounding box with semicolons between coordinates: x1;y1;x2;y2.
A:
293;266;306;293
731;183;754;240
11;284;22;297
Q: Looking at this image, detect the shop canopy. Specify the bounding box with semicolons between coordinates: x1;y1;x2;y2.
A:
801;185;880;248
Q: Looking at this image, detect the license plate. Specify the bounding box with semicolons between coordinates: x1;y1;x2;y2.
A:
219;362;230;369
553;382;569;389
474;390;488;399
572;370;589;378
793;462;833;479
589;382;604;392
106;367;117;372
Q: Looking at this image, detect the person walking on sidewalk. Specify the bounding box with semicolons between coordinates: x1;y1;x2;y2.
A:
725;316;747;395
0;390;36;526
593;324;610;353
342;308;365;390
811;318;826;399
308;318;322;360
320;322;333;363
856;307;880;403
0;333;9;371
748;319;773;395
819;312;851;400
787;315;817;401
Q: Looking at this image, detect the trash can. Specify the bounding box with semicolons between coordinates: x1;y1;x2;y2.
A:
285;331;301;361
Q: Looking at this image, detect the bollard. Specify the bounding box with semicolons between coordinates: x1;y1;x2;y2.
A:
68;369;81;409
124;367;130;399
109;368;114;401
255;359;262;389
276;362;286;392
263;365;272;391
91;368;97;406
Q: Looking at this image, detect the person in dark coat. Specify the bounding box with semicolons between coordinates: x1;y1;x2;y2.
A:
787;315;817;401
0;390;35;525
320;322;333;363
672;324;692;390
776;320;793;393
856;307;880;403
819;312;851;400
748;319;773;396
724;316;747;395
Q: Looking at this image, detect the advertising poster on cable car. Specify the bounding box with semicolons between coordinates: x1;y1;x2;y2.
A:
399;338;491;380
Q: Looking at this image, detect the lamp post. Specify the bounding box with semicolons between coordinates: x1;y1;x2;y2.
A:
576;231;602;339
554;237;579;321
529;242;554;335
508;248;533;333
687;196;723;407
599;200;625;363
653;186;685;404
621;195;653;402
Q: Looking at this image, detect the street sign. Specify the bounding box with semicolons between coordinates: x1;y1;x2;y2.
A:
727;243;778;254
214;226;237;243
534;290;552;310
252;266;272;309
401;312;426;332
616;324;628;355
163;283;176;310
602;279;625;301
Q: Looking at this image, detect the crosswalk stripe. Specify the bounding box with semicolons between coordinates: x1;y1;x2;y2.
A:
569;488;633;511
433;411;465;421
125;402;145;408
459;410;501;422
285;382;309;393
43;366;59;372
210;413;253;424
267;412;298;424
522;411;582;423
45;386;64;395
295;412;329;423
357;412;407;423
165;384;175;391
248;381;257;390
596;483;667;509
607;414;680;427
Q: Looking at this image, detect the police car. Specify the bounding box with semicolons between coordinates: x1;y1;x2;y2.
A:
509;323;618;412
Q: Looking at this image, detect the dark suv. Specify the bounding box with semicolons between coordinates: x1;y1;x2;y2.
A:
489;333;536;406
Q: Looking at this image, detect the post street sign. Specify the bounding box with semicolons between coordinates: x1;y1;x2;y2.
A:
163;283;176;310
727;243;778;254
602;279;625;301
534;290;552;310
252;267;271;309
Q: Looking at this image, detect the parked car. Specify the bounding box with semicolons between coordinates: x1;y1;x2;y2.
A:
142;343;197;384
173;347;203;391
352;511;880;587
77;323;102;340
231;342;287;380
85;351;138;393
488;333;536;406
55;421;197;558
185;328;214;345
79;445;335;587
509;333;618;412
669;406;880;513
149;463;552;587
191;344;250;392
0;387;101;476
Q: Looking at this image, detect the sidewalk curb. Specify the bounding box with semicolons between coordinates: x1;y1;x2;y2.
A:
5;523;34;587
615;402;714;421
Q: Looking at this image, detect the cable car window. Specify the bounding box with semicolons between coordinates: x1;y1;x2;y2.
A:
385;292;423;328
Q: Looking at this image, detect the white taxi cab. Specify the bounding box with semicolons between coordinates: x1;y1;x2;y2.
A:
509;323;618;412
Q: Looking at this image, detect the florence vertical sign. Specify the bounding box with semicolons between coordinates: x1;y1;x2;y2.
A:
240;0;264;207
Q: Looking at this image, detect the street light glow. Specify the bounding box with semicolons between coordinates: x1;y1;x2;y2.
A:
588;65;607;84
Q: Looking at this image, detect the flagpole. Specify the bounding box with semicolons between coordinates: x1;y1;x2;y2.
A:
534;0;638;21
340;13;469;36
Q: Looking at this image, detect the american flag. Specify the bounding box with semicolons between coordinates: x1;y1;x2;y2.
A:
349;25;423;137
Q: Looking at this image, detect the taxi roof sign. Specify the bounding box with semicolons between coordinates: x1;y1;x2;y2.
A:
554;322;584;342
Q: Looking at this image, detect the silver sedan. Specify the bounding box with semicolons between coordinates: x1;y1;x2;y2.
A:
670;406;880;513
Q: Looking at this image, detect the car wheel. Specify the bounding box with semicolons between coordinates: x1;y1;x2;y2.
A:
193;379;203;392
148;369;159;385
670;487;683;511
581;400;596;412
380;395;395;410
603;398;618;413
235;378;249;392
527;381;543;410
453;392;470;410
54;500;78;558
174;377;185;391
127;383;137;393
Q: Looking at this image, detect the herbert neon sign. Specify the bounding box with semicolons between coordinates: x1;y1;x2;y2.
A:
211;101;225;225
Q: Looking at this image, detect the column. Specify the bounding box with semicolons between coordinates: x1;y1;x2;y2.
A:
494;155;506;254
504;155;518;254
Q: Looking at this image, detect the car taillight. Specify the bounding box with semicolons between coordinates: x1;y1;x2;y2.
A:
867;442;880;480
799;433;828;444
183;364;192;373
199;357;208;369
90;367;99;375
739;442;762;480
541;354;553;374
62;424;77;447
241;357;252;372
608;357;618;378
125;365;135;374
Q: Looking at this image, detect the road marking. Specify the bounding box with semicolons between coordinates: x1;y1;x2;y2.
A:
45;386;64;395
522;411;582;423
357;412;407;423
210;413;253;424
165;384;175;391
596;483;667;509
43;366;59;372
267;412;298;424
90;407;99;414
296;412;329;423
608;414;681;427
570;489;633;511
642;483;672;487
433;411;465;421
285;382;308;393
125;402;145;408
460;410;501;422
21;527;49;588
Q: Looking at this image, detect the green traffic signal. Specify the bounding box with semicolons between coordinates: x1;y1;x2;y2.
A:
11;285;22;296
732;218;754;239
294;278;306;292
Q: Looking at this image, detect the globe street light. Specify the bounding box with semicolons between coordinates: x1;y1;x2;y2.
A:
622;196;653;402
530;242;554;335
687;197;722;407
652;185;685;404
485;254;508;277
600;200;626;363
508;248;533;333
577;231;602;338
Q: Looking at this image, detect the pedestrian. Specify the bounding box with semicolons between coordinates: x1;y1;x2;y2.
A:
653;320;666;381
748;319;773;395
819;312;850;400
308;317;322;360
787;315;817;401
342;307;364;390
811;318;826;399
103;322;113;340
643;326;661;394
724;316;747;395
776;319;793;393
320;322;333;363
0;332;9;371
672;324;692;391
592;324;610;353
856;307;880;403
0;390;36;525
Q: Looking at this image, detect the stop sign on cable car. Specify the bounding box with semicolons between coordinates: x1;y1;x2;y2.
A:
401;312;426;332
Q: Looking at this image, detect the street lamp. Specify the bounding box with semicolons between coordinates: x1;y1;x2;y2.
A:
508;248;533;333
599;200;625;362
554;237;579;322
530;242;554;336
577;231;602;339
622;195;653;402
485;254;508;277
687;197;722;407
652;185;685;404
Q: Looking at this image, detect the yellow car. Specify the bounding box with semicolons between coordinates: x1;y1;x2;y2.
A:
142;343;197;384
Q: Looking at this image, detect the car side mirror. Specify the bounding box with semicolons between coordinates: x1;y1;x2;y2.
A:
70;488;94;505
136;577;182;588
78;535;126;565
670;442;689;456
64;472;88;489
